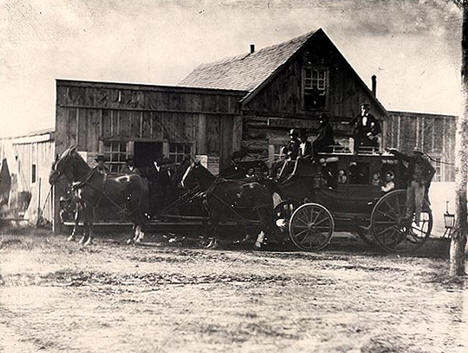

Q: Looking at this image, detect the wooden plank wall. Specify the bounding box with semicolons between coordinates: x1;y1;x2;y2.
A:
56;81;245;167
387;111;456;182
243;35;386;123
0;134;55;223
240;35;388;158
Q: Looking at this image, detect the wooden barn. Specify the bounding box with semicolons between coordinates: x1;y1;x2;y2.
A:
48;28;457;231
180;28;389;159
387;111;457;182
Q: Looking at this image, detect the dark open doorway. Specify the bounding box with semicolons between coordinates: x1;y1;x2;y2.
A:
134;142;163;168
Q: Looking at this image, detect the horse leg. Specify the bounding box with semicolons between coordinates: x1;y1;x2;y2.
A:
69;206;81;241
256;207;280;249
83;207;95;246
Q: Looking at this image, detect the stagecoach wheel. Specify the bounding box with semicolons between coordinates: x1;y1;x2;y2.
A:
289;203;334;251
370;190;432;253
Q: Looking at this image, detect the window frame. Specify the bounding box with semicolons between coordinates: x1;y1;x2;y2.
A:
103;142;127;173
168;143;192;163
302;66;329;111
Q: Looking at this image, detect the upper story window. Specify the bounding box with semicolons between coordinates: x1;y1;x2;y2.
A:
303;67;328;110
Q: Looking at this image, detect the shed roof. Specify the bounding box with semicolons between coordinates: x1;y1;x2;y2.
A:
179;30;316;92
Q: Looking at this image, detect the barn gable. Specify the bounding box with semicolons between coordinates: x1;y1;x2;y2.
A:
179;29;387;121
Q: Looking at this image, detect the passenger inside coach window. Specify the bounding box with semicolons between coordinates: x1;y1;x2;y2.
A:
371;172;381;186
337;169;348;184
381;170;396;193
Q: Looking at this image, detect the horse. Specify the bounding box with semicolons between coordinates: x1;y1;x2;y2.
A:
49;146;147;245
180;161;281;248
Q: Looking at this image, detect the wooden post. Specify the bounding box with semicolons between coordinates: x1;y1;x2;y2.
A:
449;0;468;277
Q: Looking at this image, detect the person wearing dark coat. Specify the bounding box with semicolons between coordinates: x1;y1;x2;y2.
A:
298;130;313;158
387;148;435;229
119;156;142;175
94;154;110;174
350;103;381;152
312;113;335;155
281;129;301;160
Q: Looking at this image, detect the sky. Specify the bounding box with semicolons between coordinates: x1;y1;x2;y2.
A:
0;0;462;137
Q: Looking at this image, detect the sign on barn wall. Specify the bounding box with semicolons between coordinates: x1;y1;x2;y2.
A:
267;118;318;129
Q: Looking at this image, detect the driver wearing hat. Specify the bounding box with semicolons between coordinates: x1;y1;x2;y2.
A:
281;128;301;160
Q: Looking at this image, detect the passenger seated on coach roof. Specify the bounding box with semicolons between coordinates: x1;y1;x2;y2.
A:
281;129;301;160
312;113;335;156
350;103;382;153
298;129;312;158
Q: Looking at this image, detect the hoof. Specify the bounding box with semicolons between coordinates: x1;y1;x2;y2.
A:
67;235;76;242
206;239;219;249
126;238;134;245
84;237;93;246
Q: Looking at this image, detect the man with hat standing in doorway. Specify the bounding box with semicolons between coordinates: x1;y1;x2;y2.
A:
94;154;109;174
386;147;435;237
120;155;140;175
351;103;381;153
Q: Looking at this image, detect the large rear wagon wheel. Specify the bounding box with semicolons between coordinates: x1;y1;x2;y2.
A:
289;203;334;251
370;190;432;252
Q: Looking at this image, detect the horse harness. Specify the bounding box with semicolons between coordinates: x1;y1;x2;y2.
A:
203;179;273;222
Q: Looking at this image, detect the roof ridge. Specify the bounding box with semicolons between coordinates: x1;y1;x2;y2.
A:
187;29;317;72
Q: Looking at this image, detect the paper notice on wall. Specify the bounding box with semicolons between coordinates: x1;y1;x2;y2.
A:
78;151;98;167
196;155;219;176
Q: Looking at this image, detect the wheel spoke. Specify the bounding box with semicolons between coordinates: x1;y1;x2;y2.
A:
383;200;399;218
376;209;397;222
295;215;308;226
375;225;396;238
312;209;323;224
293;228;309;239
313;217;330;227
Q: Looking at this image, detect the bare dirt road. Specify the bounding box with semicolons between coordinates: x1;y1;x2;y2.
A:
0;230;467;353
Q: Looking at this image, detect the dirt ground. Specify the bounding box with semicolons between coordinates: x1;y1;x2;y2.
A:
0;229;467;353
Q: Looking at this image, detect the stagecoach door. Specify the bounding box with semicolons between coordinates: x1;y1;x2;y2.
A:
134;142;163;167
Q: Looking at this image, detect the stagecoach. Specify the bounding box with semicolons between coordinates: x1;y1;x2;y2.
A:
272;147;433;252
54;145;432;253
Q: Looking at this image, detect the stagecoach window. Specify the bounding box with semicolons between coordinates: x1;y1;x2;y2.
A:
303;67;328;110
104;142;127;173
169;143;191;163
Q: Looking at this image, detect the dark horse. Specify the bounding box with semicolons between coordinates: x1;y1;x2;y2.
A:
180;161;280;248
49;146;147;245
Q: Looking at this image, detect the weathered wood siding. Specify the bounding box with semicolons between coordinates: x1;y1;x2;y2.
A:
0;131;55;223
386;111;456;182
55;80;245;166
242;35;386;121
240;34;388;159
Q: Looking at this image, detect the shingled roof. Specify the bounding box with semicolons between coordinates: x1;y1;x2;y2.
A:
179;29;388;117
179;30;317;92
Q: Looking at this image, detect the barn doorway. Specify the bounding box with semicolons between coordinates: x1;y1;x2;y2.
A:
134;142;163;168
